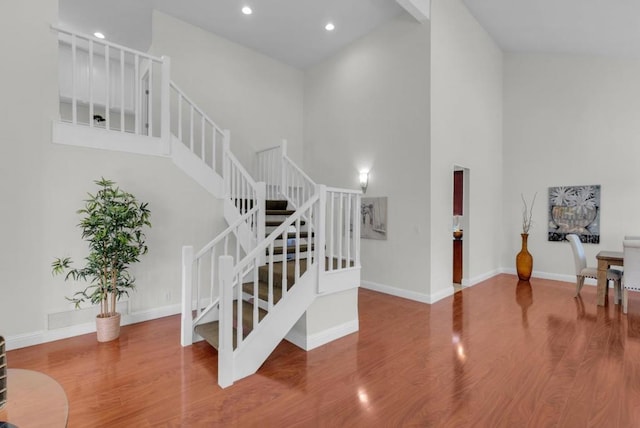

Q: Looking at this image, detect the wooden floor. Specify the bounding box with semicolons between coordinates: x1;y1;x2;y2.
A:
8;274;640;427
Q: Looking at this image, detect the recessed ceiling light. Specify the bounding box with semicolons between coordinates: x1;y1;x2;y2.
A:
94;32;105;39
325;22;335;31
242;6;252;15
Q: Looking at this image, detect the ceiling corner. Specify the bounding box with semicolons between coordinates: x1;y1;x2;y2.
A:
396;0;431;22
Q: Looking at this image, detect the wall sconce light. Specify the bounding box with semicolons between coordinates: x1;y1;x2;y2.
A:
359;170;369;194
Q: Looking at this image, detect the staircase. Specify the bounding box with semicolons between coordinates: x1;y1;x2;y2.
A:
53;26;361;388
193;199;310;346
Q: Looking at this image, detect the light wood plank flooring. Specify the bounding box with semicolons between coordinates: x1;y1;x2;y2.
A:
7;274;640;427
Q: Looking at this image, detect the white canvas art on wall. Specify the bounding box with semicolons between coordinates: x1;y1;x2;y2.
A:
361;197;387;240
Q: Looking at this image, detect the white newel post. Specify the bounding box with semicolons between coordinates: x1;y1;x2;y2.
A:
160;56;171;155
223;130;231;198
218;255;234;388
181;246;194;347
317;184;327;293
257;182;267;264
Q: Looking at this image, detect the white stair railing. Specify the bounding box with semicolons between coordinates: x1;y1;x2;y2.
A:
169;81;264;248
255;144;283;200
224;142;266;253
170;81;225;177
323;188;361;273
181;205;259;346
54;25;169;139
256;140;315;208
217;193;320;387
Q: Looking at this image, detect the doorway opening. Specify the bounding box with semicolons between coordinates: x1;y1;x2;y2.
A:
453;167;470;287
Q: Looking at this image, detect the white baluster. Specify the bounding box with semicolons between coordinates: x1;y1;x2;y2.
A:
218;255;234;388
133;54;139;134
89;40;94;128
120;49;125;132
147;59;152;136
181;246;194;347
268;242;274;310
71;34;77;125
189;105;194;152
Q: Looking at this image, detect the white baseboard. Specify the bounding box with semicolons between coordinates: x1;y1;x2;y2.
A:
361;280;431;303
499;267;597;286
285;319;359;351
360;280;456;304
6;303;181;351
465;269;502;287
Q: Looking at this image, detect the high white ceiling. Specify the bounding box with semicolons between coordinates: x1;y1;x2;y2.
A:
58;0;405;69
462;0;640;59
59;0;640;70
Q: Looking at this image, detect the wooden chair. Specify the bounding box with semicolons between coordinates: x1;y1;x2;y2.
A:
566;234;622;302
622;239;640;313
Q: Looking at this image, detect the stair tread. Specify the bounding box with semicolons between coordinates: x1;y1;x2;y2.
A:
266;231;313;239
268;244;313;255
276;231;313;239
266;210;296;216
195;300;267;350
242;281;285;304
266;200;288;210
266;219;306;227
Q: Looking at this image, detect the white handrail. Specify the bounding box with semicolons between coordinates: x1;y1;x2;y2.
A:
170;80;226;175
169;81;225;134
195;205;259;259
234;194;319;276
52;24;163;62
256;140;316;208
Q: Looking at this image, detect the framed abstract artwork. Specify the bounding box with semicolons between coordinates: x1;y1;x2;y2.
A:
361;197;387;240
548;185;600;243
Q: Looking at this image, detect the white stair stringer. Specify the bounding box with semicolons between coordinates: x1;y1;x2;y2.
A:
231;263;318;384
170;135;224;198
223;198;258;254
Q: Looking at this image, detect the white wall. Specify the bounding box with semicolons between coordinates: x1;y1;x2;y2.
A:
430;0;503;297
304;15;431;299
503;53;640;278
0;0;58;338
0;1;226;347
149;11;305;173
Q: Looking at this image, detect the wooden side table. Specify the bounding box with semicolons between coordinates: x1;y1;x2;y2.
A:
0;369;68;427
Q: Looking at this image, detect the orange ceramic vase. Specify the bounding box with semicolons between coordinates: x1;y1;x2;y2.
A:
516;233;533;281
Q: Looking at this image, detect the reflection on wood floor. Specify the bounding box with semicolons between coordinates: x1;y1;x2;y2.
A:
7;274;640;427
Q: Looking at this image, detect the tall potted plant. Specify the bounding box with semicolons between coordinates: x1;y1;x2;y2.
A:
52;178;151;342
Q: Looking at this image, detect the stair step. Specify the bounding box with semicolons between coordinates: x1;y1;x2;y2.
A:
268;244;313;255
266;209;296;216
195;300;267;350
279;231;313;239
258;259;309;285
266;200;288;210
232;199;289;212
266;219;306;227
245;259;311;304
242;281;285;305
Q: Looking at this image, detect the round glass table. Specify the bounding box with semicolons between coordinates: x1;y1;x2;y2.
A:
0;369;68;427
